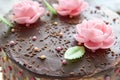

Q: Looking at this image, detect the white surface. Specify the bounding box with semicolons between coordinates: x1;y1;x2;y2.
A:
0;67;2;80
0;0;19;16
86;0;120;12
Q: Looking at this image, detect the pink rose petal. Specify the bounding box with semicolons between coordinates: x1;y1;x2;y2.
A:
74;19;115;50
15;17;30;24
12;0;44;25
84;41;103;50
102;35;115;49
53;0;88;16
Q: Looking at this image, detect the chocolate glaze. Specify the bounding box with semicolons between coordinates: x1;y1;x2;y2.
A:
1;0;120;79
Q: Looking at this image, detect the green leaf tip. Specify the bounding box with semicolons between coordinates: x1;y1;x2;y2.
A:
64;46;85;60
44;0;57;15
0;16;13;27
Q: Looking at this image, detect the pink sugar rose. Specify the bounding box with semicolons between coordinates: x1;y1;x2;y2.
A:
53;0;88;16
12;0;44;26
74;19;115;50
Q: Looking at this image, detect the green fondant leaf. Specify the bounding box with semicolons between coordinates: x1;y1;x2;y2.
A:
64;46;85;60
0;16;13;27
44;0;57;15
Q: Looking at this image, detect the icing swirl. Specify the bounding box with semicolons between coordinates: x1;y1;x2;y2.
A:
74;19;115;50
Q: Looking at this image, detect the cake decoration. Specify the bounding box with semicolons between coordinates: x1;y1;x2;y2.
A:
53;21;58;26
9;40;15;47
8;66;12;71
3;57;8;62
56;46;63;52
64;46;85;60
11;28;15;33
17;71;23;77
74;19;115;51
33;47;40;52
12;0;44;26
53;0;88;16
58;32;63;37
38;55;46;60
44;0;57;15
61;59;67;65
0;16;13;27
32;36;37;41
30;77;36;80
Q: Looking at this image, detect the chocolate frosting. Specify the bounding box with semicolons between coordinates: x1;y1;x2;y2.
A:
1;0;120;79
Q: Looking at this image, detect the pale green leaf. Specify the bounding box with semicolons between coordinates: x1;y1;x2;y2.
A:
64;46;85;60
44;0;57;15
0;16;13;27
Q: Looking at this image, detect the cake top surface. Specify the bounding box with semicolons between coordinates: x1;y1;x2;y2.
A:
0;0;120;79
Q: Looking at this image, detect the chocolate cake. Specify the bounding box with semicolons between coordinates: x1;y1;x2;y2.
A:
0;0;120;80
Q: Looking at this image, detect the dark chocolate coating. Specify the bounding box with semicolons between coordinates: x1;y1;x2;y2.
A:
0;0;120;79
